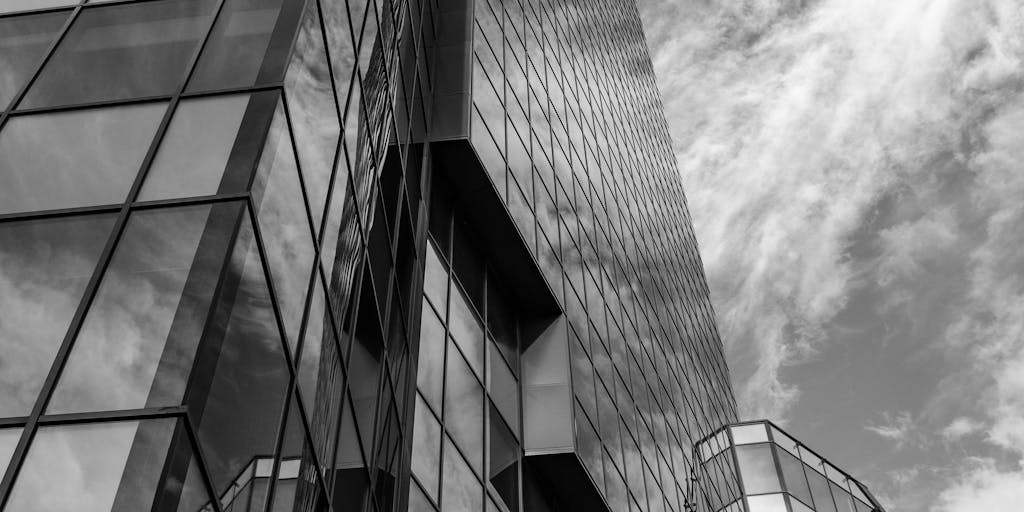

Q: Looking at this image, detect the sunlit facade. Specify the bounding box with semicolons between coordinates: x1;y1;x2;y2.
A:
0;0;736;511
693;421;885;512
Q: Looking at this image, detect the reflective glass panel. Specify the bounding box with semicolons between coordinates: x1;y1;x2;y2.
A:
778;448;813;508
296;276;343;462
423;241;448;312
771;425;801;457
411;394;441;502
489;402;519;511
791;497;815;512
0;214;115;417
488;341;519;437
0;10;68;108
284;0;339;232
0;428;21;476
735;444;781;495
139;93;250;200
194;214;289;503
0;0;73;14
7;419;175;511
251;100;316;350
731;423;769;445
448;284;484;378
417;300;446;412
747;494;788;512
188;0;286;91
49;203;239;414
20;0;216;108
409;480;434;512
272;397;329;512
831;482;856;512
441;439;482;512
445;342;484;476
807;467;839;512
0;102;166;214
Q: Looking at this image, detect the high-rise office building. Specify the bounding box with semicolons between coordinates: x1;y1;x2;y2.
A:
693;421;885;512
0;1;736;511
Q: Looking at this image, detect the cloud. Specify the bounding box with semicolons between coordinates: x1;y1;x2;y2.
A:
936;459;1024;512
940;417;984;442
865;411;918;447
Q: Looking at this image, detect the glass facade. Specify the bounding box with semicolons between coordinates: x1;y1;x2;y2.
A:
0;0;740;511
693;421;885;512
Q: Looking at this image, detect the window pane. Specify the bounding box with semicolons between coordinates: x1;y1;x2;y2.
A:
0;10;69;108
449;284;484;378
489;403;519;512
771;425;800;457
778;447;813;508
284;0;339;233
445;342;484;476
20;0;217;108
187;0;286;91
0;428;21;477
807;466;838;512
791;497;815;512
0;214;115;417
7;419;175;511
411;394;441;502
488;341;519;438
296;276;343;463
417;300;445;411
441;439;482;512
831;481;856;512
747;494;787;512
0;102;166;214
0;0;74;14
272;396;330;512
423;241;448;313
731;423;769;445
48;203;240;414
735;444;781;495
194;213;290;503
252;99;316;351
139;93;250;201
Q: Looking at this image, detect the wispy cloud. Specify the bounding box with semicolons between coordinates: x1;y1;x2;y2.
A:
640;0;1024;510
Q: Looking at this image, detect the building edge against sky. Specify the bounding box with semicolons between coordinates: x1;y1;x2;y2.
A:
0;0;763;511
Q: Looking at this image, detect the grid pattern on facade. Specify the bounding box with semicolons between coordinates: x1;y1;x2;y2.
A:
0;0;437;511
406;184;525;512
461;0;739;510
694;422;883;512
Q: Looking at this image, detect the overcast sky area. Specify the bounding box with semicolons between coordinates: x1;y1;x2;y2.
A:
638;0;1024;510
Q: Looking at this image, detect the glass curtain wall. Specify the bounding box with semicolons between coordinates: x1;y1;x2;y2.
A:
463;0;739;510
0;0;437;511
693;421;884;512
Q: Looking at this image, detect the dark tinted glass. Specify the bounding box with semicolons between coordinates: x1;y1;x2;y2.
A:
20;0;216;108
48;203;241;414
0;214;115;417
0;10;69;109
187;0;287;91
193;213;290;503
296;276;343;463
0;102;166;214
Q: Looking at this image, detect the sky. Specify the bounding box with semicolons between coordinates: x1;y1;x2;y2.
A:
638;0;1024;510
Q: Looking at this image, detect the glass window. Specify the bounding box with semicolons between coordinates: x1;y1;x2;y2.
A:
0;214;115;417
807;466;838;512
284;0;339;233
778;447;813;508
488;341;519;437
48;203;240;414
0;0;74;14
448;284;484;378
409;480;435;512
0;428;21;476
423;241;448;313
7;419;176;511
0;10;69;109
417;300;446;412
735;444;781;495
271;396;329;512
830;482;856;512
731;423;769;445
139;93;250;201
187;0;287;92
296;276;342;462
193;214;290;503
771;425;800;457
251;100;316;350
441;439;482;512
0;102;167;214
20;0;217;108
791;497;815;512
411;394;441;502
445;342;484;476
489;403;519;512
746;494;787;512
